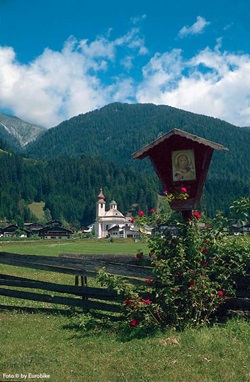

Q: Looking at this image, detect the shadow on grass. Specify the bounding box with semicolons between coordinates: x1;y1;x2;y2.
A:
63;309;160;342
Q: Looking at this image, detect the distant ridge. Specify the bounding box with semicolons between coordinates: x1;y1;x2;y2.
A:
0;113;45;150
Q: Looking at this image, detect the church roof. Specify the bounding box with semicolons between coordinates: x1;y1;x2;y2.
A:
97;187;105;203
105;208;124;218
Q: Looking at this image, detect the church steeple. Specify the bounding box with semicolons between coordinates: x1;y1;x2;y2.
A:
96;187;106;217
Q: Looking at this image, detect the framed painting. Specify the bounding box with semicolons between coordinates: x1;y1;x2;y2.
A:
172;149;196;181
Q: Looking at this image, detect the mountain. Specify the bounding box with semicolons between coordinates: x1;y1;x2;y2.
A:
0;113;45;150
25;102;249;162
25;102;250;216
0;103;249;224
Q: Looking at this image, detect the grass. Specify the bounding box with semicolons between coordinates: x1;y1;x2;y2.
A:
28;201;46;220
0;239;249;381
0;313;249;382
0;237;149;256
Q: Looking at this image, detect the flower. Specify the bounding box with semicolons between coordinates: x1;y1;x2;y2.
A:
193;211;201;219
190;269;195;274
145;278;153;285
136;252;143;259
163;190;168;195
181;187;187;193
141;299;151;304
129;319;139;327
124;299;132;306
137;210;145;217
188;279;195;287
130;218;135;223
201;247;208;254
217;290;224;297
149;208;155;214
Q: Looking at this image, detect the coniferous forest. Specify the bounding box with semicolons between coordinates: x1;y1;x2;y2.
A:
0;102;249;228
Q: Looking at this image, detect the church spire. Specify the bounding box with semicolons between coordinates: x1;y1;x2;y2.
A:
97;187;105;203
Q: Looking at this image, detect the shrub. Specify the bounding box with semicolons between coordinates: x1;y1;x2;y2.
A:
92;197;250;334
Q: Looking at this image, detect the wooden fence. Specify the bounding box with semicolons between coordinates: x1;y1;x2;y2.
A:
0;252;249;317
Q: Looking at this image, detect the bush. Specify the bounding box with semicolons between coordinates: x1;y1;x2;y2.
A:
89;197;250;334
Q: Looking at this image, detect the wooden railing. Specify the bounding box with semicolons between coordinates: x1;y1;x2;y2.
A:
0;252;249;317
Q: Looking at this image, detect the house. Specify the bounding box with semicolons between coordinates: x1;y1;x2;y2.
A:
2;224;30;238
38;220;72;239
38;226;72;239
24;222;44;235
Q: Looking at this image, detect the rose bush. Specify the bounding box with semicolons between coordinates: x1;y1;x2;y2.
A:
90;196;250;335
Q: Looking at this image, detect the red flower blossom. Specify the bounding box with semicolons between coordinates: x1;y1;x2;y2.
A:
145;278;153;285
181;187;187;193
201;247;208;254
129;319;139;327
217;290;224;297
193;211;201;219
136;252;143;259
141;299;151;304
137;210;145;217
163;190;168;195
188;279;195;287
149;208;155;214
130;218;135;223
124;299;132;306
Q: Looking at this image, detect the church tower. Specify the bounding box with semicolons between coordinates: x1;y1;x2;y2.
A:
96;187;106;218
95;188;106;238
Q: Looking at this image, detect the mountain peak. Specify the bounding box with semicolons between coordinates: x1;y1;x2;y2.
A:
0;113;45;148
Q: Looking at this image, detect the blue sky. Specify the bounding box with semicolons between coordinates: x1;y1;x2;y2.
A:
0;0;250;127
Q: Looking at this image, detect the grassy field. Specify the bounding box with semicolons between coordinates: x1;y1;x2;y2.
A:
0;239;249;382
28;201;46;221
0;238;149;256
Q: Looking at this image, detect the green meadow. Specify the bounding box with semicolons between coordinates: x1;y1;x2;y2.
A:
0;239;249;382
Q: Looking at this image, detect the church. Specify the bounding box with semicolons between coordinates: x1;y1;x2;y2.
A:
94;188;138;239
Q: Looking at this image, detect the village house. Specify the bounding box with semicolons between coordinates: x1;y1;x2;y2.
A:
38;220;72;239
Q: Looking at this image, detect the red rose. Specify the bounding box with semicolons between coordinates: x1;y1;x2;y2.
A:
188;279;195;287
145;278;153;285
137;210;145;217
149;208;155;214
124;299;132;306
136;253;143;259
163;190;168;195
130;218;135;223
129;319;139;327
181;187;187;193
201;247;208;254
217;290;224;297
193;211;201;219
142;299;151;304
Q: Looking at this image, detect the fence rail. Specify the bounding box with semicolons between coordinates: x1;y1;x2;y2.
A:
0;252;249;317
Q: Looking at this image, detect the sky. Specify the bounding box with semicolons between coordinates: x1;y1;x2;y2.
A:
0;0;250;128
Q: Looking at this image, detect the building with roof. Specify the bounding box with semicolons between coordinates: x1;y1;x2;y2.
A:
95;188;127;239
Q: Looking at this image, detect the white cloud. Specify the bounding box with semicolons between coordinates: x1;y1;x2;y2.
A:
178;16;210;38
136;46;250;126
0;27;147;127
1;24;250;128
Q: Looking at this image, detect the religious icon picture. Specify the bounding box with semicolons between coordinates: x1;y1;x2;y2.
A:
172;149;196;181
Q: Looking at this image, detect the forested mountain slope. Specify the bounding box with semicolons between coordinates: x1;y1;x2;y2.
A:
25;102;250;216
1;103;249;225
0;146;158;227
